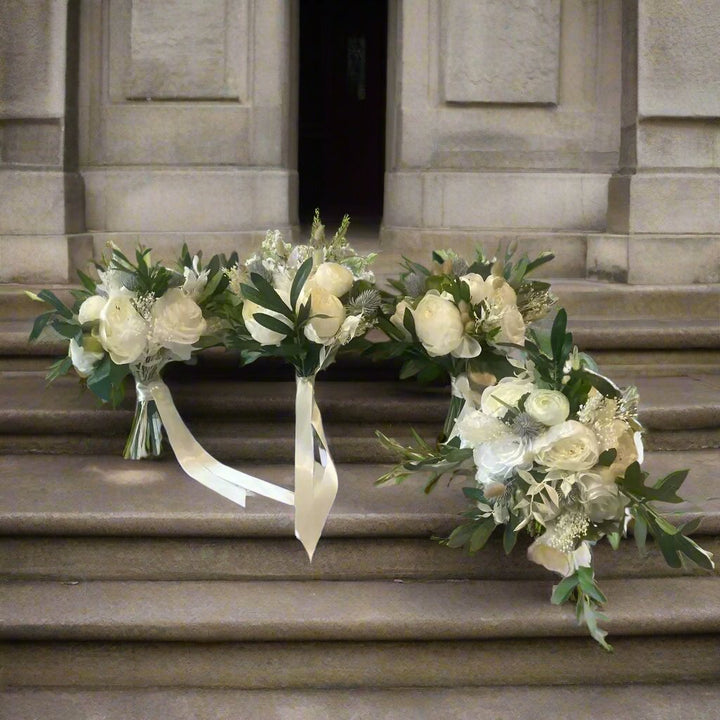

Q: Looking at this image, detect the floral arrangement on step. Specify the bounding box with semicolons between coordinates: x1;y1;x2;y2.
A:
27;244;228;459
28;244;294;510
223;210;380;558
372;245;556;441
376;308;714;648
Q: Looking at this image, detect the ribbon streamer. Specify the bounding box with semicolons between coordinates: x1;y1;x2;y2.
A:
137;379;294;507
294;374;339;560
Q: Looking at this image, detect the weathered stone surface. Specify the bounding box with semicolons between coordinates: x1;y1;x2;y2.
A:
628;236;720;285
0;235;92;284
82;169;295;232
127;0;244;100
0;1;67;118
637;120;720;168
638;0;720;117
442;0;561;104
0;120;63;166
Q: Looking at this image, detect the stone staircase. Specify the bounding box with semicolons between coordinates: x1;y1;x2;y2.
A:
0;280;719;719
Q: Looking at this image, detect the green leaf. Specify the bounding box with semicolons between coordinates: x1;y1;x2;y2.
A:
607;531;621;551
657;532;682;568
252;312;293;337
45;355;73;383
525;252;555;275
445;523;475;549
550;308;568;362
551;574;579;605
76;269;98;293
290;257;314;310
402;307;416;336
598;449;617;467
633;513;648;552
241;280;292;319
503;520;517;555
28;311;55;342
50;320;82;342
37;290;73;319
399;357;425;380
469;518;496;552
618;462;685;504
653;469;690;498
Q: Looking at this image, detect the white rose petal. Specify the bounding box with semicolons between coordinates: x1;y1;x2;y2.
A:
480;376;534;418
312;262;354;298
389;299;412;338
182;266;209;300
527;534;592;577
576;468;628;523
305;286;346;344
496;305;526;345
78;295;107;325
243;298;291;347
487;276;517;308
454;409;511;447
68;338;104;377
151;288;207;359
413;293;464;357
474;436;533;485
337;314;363;345
451;335;482;359
97;295;148;366
525;389;570;426
460;273;490;305
534;420;600;471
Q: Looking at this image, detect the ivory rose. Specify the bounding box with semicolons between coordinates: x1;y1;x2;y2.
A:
304;286;346;344
68;337;104;377
534;420;599;471
527;533;592;577
474;436;533;485
480;376;534;418
151;288;207;357
524;389;570;427
575;469;628;522
78;295;107;324
460;273;490;305
413;292;464;356
242;298;291;347
312;262;354;298
97;295;148;365
497;306;526;345
390;299;412;337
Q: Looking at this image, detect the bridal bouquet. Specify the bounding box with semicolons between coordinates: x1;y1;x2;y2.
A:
374;245;556;439
224;211;379;557
377;309;714;648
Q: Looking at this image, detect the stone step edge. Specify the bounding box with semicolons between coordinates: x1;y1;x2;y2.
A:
1;577;718;642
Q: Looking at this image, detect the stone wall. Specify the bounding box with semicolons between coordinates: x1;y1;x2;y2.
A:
0;0;717;283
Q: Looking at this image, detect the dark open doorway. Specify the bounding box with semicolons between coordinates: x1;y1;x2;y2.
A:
298;0;388;229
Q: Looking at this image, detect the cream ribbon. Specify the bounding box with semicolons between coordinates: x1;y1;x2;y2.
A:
294;374;338;561
137;379;294;508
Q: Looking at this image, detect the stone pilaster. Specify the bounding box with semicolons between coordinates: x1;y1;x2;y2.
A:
0;0;91;283
592;0;720;284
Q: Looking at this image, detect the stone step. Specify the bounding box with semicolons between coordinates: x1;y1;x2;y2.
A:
3;685;720;720
0;576;718;688
0;373;717;459
1;451;717;581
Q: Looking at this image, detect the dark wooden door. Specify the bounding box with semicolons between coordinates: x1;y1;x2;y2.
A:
298;0;388;226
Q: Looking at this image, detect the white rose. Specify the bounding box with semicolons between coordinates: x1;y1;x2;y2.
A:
496;306;526;345
151;288;207;358
474;436;533;484
460;273;490;305
304;286;346;344
337;314;363;345
312;262;354;298
575;468;628;523
487;276;517;308
78;295;107;324
97;295;148;365
524;389;570;426
413;292;464;357
68;337;104;377
534;420;600;471
242;298;291;347
453;409;511;447
480;376;534;418
527;534;592;577
602;420;643;477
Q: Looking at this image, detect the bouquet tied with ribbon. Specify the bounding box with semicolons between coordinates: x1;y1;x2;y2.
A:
28;244;292;509
377;309;714;648
224;211;379;558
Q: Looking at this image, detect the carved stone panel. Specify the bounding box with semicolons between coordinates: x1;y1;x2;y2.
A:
441;0;561;104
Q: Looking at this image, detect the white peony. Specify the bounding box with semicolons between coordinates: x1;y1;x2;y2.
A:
78;295;107;325
480;376;534;418
312;262;354;298
97;295;148;366
575;468;628;523
151;288;207;360
68;337;104;377
525;389;570;426
454;409;511;447
474;436;533;484
413;292;464;357
487;276;517;308
527;534;592;577
496;306;526;345
460;273;490;305
243;298;291;347
534;420;600;471
304;286;346;344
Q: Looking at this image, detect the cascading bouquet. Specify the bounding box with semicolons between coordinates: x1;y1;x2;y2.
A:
377;309;714;649
373;245;557;443
223;211;379;558
28;244;291;508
